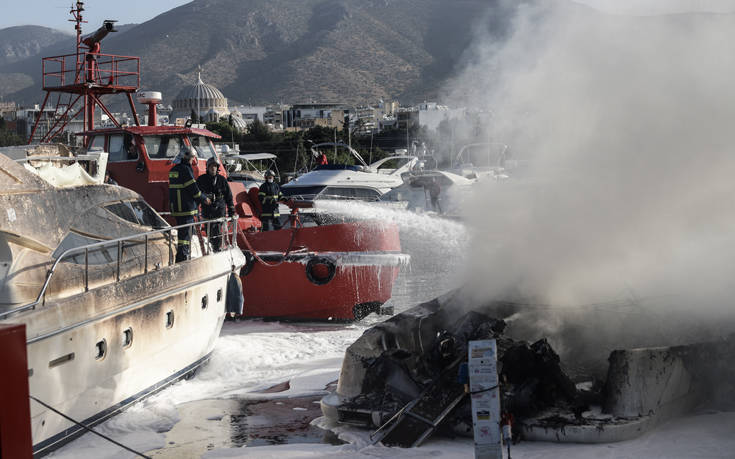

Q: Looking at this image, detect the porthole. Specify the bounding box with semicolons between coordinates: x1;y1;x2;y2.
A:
122;328;133;348
201;294;209;310
217;288;223;302
95;339;107;360
166;310;175;329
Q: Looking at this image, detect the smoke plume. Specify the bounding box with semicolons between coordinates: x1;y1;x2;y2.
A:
445;1;735;364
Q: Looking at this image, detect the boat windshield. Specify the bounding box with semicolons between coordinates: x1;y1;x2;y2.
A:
143;135;185;159
104;200;168;228
190;136;216;160
282;186;326;200
314;164;363;171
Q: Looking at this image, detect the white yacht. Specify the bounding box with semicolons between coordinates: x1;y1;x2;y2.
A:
281;142;418;201
0;147;246;455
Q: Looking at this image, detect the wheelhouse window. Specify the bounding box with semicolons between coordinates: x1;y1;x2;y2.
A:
143;135;184;159
282;186;325;200
321;187;355;199
107;133;137;162
87;135;105;152
352;188;381;201
104;200;168;228
189;135;215;160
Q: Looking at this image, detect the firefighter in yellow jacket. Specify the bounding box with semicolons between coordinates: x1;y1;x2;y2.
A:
168;147;210;261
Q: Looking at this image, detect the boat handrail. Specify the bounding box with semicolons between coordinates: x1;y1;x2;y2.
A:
0;216;238;320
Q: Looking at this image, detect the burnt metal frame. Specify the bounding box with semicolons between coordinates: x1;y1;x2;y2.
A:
0;216;239;320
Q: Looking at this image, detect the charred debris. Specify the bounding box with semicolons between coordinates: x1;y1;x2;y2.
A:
322;289;735;446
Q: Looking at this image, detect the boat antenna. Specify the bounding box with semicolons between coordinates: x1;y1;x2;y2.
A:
70;2;87;66
197;65;202;126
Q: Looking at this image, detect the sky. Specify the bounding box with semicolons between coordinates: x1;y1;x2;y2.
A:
0;0;191;31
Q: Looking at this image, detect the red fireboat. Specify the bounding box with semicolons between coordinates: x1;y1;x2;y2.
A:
29;2;404;321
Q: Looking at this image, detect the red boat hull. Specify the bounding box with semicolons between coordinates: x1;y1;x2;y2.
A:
101;129;404;321
239;221;402;320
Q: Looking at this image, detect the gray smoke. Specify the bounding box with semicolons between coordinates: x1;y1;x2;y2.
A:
444;1;735;367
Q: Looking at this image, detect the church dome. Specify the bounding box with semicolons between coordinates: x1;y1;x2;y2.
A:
171;73;229;123
174;75;226;103
231;115;249;132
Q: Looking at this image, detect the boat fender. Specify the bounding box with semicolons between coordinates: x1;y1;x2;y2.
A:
225;272;244;315
305;256;337;285
240;251;255;276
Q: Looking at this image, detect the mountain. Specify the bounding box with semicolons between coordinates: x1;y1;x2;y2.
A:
0;25;70;66
0;0;513;106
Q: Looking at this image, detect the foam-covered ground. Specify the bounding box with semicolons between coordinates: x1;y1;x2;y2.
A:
48;205;735;458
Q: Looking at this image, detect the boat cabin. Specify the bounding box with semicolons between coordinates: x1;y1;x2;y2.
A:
82;126;259;228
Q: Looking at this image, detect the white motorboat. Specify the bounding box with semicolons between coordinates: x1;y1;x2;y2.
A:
222;151;279;190
0;147;246;456
281;142;418;202
377;169;476;216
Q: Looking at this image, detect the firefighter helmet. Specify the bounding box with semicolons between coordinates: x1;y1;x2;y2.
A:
265;169;275;178
206;157;220;168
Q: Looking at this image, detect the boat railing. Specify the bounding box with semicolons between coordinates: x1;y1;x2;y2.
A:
41;52;140;90
0;216;238;320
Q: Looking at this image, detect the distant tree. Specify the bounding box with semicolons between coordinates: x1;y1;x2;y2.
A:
304;125;336;144
245;119;272;142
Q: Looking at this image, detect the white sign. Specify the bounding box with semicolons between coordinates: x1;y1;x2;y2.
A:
469;339;503;459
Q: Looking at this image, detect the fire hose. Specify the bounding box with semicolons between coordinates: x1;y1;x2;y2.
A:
235;225;299;268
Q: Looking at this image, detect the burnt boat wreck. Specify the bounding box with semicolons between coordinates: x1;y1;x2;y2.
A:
321;289;735;446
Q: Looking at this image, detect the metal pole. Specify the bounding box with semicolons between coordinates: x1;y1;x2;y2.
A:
116;240;122;282
84;248;89;291
144;234;148;274
206;221;211;255
168;228;173;265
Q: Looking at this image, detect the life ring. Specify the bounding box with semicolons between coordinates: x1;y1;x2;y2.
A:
305;256;337;285
240;251;255;276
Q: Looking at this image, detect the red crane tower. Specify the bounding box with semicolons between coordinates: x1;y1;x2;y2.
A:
27;1;141;144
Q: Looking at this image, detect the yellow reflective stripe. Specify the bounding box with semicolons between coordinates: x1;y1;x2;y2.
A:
169;171;179;178
177;190;182;211
260;213;272;217
193;191;202;198
177;240;190;245
171;210;198;216
169;183;185;189
258;192;266;196
182;179;195;187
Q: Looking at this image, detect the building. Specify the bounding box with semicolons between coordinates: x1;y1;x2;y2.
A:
0;102;17;121
170;73;230;124
15;105;85;145
283;103;346;130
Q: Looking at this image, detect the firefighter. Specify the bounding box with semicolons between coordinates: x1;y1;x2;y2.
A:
258;169;285;231
196;156;235;251
169;147;210;262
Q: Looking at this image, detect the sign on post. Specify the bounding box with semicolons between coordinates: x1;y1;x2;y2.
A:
468;339;502;459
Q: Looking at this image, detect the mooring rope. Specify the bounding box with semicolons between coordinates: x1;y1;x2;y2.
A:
29;395;151;459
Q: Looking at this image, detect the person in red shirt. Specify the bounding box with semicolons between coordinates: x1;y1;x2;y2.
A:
318;151;328;165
